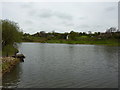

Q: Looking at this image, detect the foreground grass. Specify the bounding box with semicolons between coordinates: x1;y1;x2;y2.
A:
1;57;20;75
2;45;18;56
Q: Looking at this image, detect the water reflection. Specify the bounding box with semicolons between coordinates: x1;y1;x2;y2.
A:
3;63;22;88
93;45;118;72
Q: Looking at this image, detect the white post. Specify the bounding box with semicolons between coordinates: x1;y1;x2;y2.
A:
66;35;69;40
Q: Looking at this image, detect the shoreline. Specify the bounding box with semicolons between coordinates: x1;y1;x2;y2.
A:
1;57;20;75
22;41;120;46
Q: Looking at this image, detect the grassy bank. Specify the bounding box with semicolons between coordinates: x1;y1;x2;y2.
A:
2;45;20;75
2;45;18;56
1;57;20;75
23;38;120;46
46;39;119;46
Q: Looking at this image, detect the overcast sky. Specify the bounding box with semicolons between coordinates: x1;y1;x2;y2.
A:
2;2;118;34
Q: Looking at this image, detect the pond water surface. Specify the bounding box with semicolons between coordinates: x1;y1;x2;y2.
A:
3;43;118;88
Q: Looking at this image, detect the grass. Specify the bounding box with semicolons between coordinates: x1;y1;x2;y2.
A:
2;45;20;75
2;57;20;75
44;39;119;46
2;45;18;56
22;36;120;46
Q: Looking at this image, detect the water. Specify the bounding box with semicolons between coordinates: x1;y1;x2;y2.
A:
3;43;118;88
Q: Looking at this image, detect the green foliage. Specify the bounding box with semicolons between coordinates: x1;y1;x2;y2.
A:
2;44;18;56
21;27;120;46
1;19;23;56
2;19;23;47
69;31;79;40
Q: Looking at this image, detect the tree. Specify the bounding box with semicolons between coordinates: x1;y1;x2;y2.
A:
0;20;2;44
88;31;92;34
39;31;47;37
82;32;86;35
2;19;23;47
69;31;79;40
106;27;116;33
79;32;83;36
94;32;100;36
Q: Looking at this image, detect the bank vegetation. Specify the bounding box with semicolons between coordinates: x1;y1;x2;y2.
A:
22;27;120;46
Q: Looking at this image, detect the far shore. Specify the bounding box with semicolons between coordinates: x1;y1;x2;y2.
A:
22;40;120;46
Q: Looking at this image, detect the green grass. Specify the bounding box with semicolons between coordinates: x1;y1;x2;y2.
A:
22;36;120;46
45;39;119;46
22;36;47;42
2;45;18;56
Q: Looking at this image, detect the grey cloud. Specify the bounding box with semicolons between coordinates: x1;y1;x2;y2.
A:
60;21;74;26
39;13;52;18
54;12;73;20
79;17;86;20
105;7;116;12
77;25;90;28
95;25;102;28
28;8;73;20
3;2;117;34
24;20;33;25
35;9;73;20
38;9;53;18
28;9;37;16
28;9;52;18
21;3;34;9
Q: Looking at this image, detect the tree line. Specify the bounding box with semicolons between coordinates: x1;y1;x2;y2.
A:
23;27;120;42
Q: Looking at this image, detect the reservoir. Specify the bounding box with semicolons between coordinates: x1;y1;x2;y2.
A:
3;43;118;88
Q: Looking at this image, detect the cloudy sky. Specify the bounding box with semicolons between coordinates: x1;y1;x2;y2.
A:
2;2;118;34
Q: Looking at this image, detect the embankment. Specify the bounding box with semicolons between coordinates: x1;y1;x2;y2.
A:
1;57;20;75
